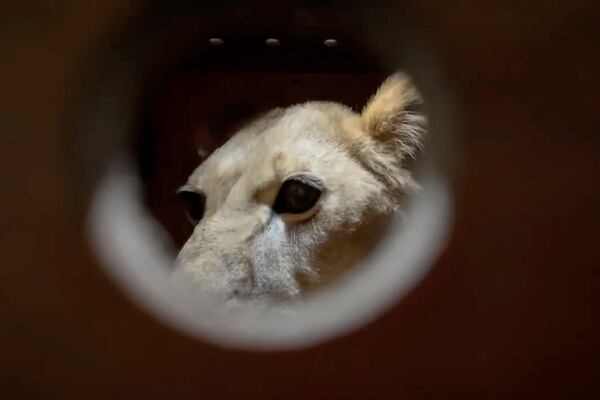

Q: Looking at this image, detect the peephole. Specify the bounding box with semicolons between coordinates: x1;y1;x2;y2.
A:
75;1;457;350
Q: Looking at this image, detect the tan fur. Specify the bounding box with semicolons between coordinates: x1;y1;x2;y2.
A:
173;74;426;305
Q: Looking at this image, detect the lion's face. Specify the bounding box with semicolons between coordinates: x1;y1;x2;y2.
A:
174;74;425;304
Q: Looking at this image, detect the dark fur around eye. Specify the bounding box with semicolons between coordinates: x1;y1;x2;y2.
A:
178;190;206;223
273;177;322;214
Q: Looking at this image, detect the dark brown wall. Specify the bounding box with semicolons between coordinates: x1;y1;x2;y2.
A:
1;1;599;399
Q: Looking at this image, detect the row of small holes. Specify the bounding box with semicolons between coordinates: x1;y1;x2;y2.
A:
208;38;338;47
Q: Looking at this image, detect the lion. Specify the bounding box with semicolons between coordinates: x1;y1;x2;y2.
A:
173;73;426;305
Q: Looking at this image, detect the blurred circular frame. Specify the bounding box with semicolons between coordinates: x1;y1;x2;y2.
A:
75;1;458;350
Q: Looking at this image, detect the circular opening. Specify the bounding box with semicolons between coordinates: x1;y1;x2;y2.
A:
76;3;457;350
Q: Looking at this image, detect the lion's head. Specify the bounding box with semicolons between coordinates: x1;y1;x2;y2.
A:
174;74;426;304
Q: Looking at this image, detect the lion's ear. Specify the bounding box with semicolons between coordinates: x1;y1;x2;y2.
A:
361;73;426;158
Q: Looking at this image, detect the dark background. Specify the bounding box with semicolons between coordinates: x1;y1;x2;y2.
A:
1;1;599;398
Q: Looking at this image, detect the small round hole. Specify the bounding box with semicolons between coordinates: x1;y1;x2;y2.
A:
265;38;280;47
79;3;457;351
208;37;224;46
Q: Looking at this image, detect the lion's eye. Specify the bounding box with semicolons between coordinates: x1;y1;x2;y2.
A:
177;190;206;223
273;178;322;215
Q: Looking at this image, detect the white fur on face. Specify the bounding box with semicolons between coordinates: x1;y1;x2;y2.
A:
174;74;426;303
